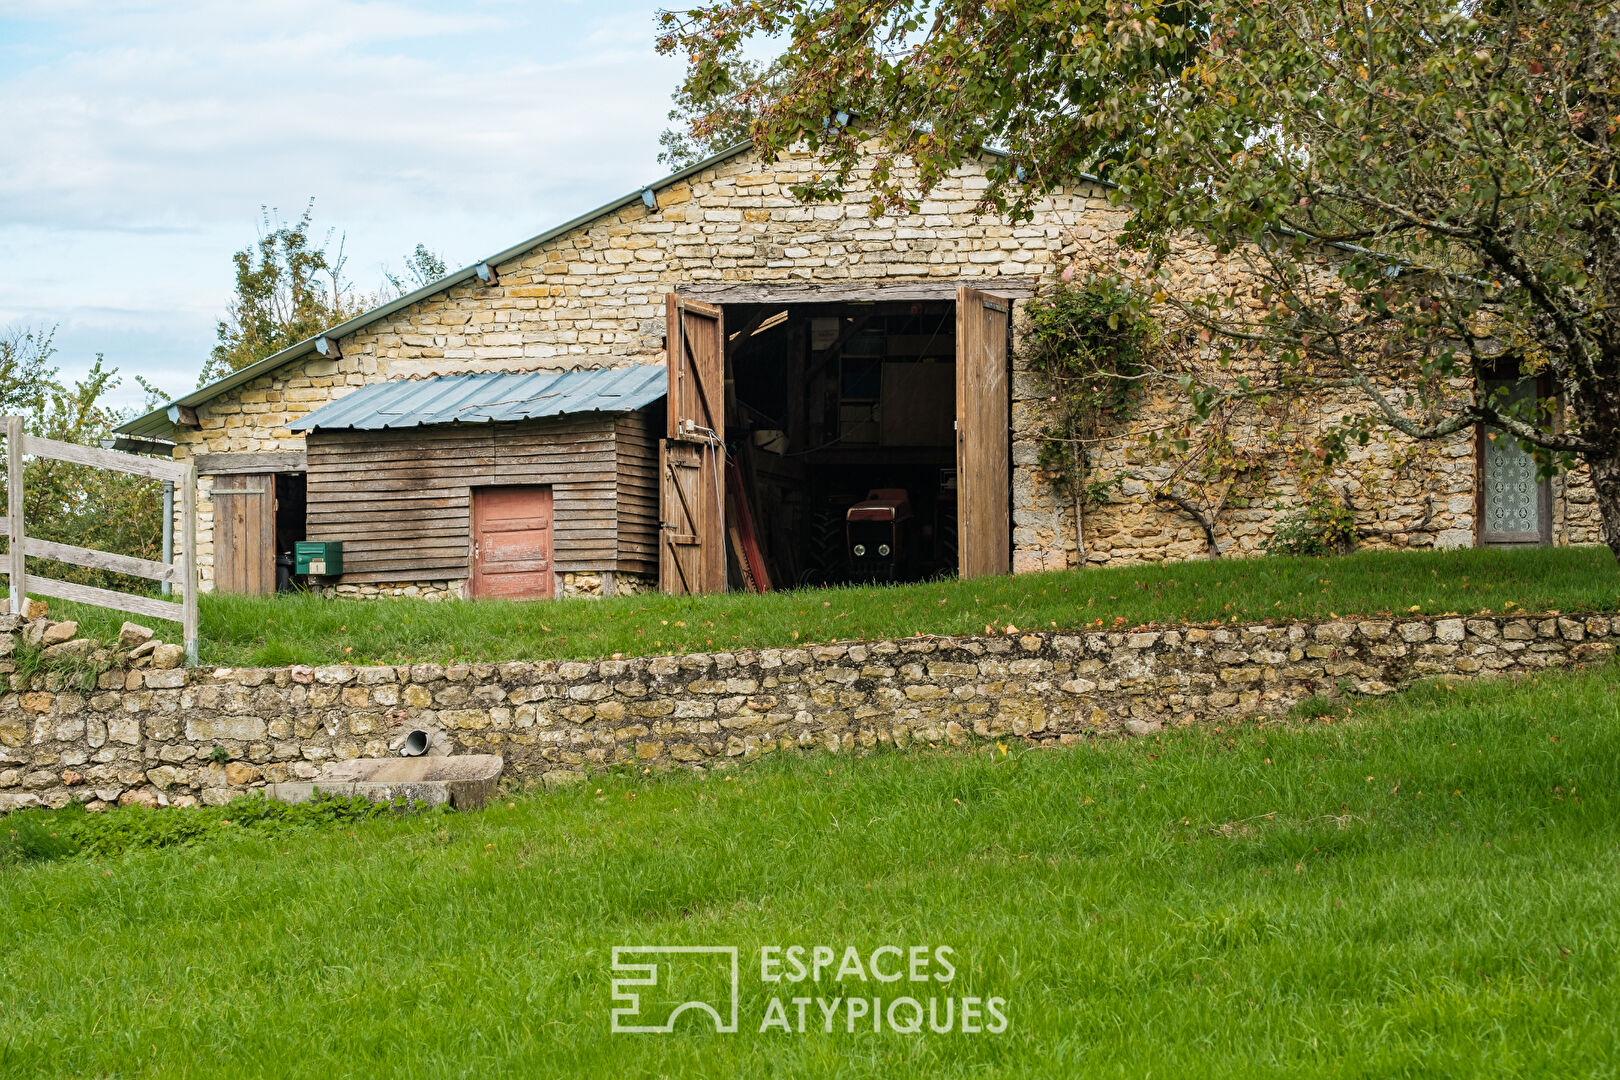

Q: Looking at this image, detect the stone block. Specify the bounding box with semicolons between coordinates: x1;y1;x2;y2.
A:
265;754;503;810
118;622;155;649
184;716;267;742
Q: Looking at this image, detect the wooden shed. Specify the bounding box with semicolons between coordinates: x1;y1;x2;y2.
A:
286;366;665;599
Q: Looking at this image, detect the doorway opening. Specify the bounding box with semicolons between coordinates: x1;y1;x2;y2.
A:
1478;377;1554;547
659;286;1010;596
724;300;960;587
274;473;307;592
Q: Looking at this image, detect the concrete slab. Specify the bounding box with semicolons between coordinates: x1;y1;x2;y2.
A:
265;754;503;810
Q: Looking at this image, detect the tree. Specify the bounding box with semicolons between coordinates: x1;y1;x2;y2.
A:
202;200;368;386
1;327;168;590
658;0;1620;564
382;244;450;300
658;54;785;168
0;326;57;419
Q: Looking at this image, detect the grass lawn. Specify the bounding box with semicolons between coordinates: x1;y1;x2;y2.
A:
2;661;1618;1077
37;544;1620;668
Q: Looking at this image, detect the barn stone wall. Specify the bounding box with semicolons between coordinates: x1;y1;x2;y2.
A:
3;612;1614;812
163;145;1602;590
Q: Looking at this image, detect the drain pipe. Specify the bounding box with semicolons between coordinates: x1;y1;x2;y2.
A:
161;480;173;596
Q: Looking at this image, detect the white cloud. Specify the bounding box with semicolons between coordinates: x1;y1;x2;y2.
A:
0;0;687;406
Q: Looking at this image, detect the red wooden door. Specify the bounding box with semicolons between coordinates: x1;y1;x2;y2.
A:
471;486;554;600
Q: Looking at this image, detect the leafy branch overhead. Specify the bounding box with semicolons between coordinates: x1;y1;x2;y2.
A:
204;201;449;385
659;0;1620;564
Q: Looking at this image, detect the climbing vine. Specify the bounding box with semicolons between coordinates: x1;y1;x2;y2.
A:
1021;276;1157;558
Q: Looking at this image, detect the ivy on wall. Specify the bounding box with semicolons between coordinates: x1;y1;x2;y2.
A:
1021;276;1156;559
1024;272;1444;561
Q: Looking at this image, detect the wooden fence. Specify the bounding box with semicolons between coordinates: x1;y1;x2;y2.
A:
2;416;198;664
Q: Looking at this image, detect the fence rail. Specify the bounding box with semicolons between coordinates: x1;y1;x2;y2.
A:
2;416;198;664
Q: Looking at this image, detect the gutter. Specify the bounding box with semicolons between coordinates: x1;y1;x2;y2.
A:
116;141;758;439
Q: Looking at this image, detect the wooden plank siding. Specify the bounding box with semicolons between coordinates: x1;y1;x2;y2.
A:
614;411;660;574
305;413;658;584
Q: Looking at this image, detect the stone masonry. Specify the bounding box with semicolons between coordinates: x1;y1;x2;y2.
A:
162;143;1601;593
2;611;1613;812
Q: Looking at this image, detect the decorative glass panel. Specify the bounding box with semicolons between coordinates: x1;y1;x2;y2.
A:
1483;380;1541;536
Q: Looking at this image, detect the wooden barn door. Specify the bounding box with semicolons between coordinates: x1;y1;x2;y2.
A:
955;286;1012;579
213;473;275;595
661;294;725;594
470;486;555;600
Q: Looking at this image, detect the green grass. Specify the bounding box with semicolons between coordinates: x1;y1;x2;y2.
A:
3;661;1618;1077
37;545;1620;668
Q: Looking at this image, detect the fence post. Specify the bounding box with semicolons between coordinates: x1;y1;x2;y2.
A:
161;479;173;597
6;416;23;616
181;463;198;666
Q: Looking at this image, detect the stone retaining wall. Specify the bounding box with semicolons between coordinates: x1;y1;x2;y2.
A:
2;613;1614;812
313;571;658;602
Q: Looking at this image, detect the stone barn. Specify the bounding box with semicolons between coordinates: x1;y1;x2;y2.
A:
113;140;1603;599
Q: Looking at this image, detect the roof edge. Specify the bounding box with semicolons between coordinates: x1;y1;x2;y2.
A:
116;140;757;437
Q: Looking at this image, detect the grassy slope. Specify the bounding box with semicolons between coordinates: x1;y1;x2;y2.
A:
38;545;1620;668
2;662;1617;1078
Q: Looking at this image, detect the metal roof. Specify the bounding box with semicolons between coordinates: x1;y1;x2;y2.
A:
287;366;666;432
115;140;757;439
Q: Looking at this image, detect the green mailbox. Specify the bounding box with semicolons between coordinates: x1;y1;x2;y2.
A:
295;541;343;577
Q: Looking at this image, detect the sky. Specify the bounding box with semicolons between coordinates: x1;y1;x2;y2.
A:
0;0;698;411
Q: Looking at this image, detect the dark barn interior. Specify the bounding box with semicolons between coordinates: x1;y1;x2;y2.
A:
722;300;959;588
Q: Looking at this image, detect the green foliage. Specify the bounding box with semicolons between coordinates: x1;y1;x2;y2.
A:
0;325;55;417
0;326;169;592
1021;276;1153;498
2;663;1619;1074
382;243;450;300
37;545;1620;668
202;201;370;386
1267;487;1360;557
658;54;787;168
658;0;1620;560
0;792;436;864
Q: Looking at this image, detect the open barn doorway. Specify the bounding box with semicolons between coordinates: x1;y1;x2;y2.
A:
727;299;960;588
659;286;1012;595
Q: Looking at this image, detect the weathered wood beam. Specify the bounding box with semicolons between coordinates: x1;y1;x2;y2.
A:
681;276;1038;305
19;537;183;583
26;576;185;625
21;434;191;483
193;451;308;475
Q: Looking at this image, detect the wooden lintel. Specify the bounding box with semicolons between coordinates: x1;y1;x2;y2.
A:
194;450;307;475
680;276;1038;305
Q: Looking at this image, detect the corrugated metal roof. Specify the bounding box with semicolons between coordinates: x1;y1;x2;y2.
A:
114;139;756;439
288;365;666;432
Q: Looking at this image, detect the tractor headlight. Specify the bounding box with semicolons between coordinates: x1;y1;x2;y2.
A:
878;544;891;557
852;544;867;557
